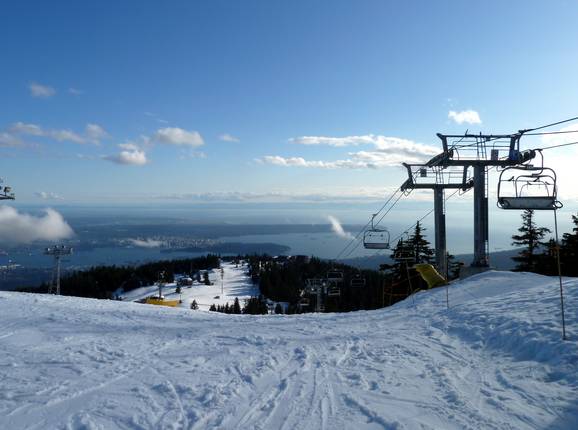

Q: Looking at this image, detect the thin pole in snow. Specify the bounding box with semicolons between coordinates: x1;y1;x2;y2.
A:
554;209;567;341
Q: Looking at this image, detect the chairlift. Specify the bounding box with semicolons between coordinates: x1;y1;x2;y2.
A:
326;270;344;282
497;165;562;210
327;286;341;297
363;214;391;250
350;274;366;288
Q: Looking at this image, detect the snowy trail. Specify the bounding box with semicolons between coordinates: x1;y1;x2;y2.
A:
122;261;260;311
0;271;577;429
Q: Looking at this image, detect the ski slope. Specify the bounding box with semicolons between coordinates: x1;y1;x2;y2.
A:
121;261;260;311
0;271;577;429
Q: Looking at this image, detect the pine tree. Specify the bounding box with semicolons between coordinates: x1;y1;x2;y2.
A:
190;300;199;310
233;297;242;314
209;303;216;311
274;303;283;314
561;213;578;276
511;209;551;272
407;222;434;264
446;254;463;280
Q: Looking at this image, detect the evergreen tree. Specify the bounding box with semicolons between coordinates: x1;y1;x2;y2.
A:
233;297;242;314
446;254;463;280
408;222;434;264
190;300;199;310
203;271;211;285
274;303;283;314
511;209;551;272
561;213;578;276
209;303;216;311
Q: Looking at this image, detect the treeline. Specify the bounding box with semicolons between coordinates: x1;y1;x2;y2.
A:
20;255;220;299
246;255;389;313
208;296;272;315
510;210;578;276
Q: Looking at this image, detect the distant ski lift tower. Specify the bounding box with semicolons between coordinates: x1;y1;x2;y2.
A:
0;179;15;200
428;132;535;272
400;163;473;278
44;245;73;295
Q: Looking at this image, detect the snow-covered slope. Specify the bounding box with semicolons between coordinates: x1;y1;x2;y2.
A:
0;271;576;429
121;261;259;310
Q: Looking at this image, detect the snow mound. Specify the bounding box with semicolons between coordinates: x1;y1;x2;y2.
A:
0;271;576;429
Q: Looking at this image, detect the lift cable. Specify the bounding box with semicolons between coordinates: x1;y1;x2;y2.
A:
334;186;403;260
537;140;578;151
524;130;578;136
337;191;407;260
522;115;578;133
390;188;463;245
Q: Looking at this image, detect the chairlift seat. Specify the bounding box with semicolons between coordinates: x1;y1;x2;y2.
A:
498;196;558;210
327;287;341;297
350;278;366;288
327;271;344;282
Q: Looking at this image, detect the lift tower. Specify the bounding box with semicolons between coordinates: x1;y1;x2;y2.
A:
44;245;73;295
427;133;535;272
400;163;473;278
0;179;15;201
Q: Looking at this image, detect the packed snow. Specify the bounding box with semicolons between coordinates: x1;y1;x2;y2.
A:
0;268;577;429
121;261;260;310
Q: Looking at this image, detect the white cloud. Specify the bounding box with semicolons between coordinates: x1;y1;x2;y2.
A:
154;127;204;147
29;82;56;98
8;122;107;145
258;146;434;169
219;133;240;143
104;146;148;166
0;206;74;244
9;122;44;136
126;238;165;248
104;142;148;165
448;110;482;125
49;129;86;144
85;124;109;143
274;134;440;169
0;132;23;147
328;215;354;240
35;191;63;200
290;135;376;147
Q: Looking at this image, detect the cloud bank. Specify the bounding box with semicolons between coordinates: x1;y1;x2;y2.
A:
260;134;440;169
0;206;74;244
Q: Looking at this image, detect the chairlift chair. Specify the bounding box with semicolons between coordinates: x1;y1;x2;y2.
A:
326;270;344;283
350;274;366;288
497;165;562;210
298;297;310;307
363;214;390;250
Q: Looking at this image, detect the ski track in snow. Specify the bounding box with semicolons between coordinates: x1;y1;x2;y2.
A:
0;264;577;429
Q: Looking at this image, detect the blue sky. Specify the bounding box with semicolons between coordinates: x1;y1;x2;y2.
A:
1;0;578;238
